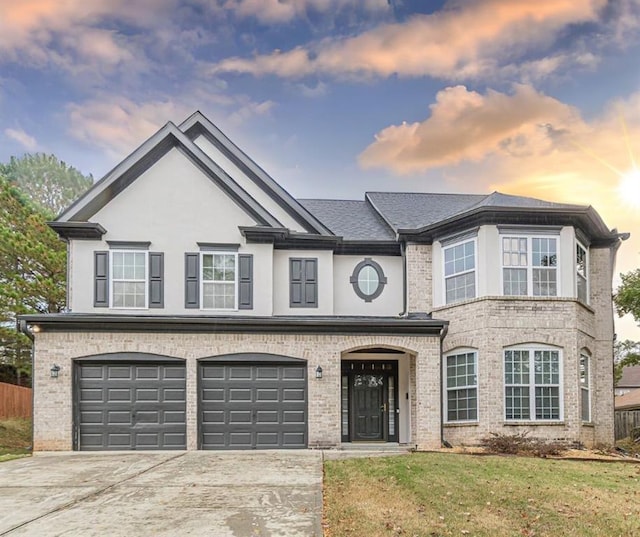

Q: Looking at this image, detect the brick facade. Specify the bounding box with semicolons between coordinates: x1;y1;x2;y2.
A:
32;332;441;451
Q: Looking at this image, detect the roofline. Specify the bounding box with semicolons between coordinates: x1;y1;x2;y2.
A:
180;111;333;236
239;226;401;254
55;122;284;228
19;313;447;336
396;205;620;245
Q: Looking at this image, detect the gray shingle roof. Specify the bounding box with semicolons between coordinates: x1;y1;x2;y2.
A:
365;191;587;232
365;192;485;231
617;365;640;388
298;199;395;241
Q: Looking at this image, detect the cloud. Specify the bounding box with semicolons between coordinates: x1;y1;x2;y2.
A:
358;85;581;173
358;83;640;287
4;128;38;151
222;0;387;24
66;93;277;159
66;97;194;159
212;0;607;80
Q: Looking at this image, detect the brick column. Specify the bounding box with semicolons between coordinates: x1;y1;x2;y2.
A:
413;339;442;450
406;243;432;313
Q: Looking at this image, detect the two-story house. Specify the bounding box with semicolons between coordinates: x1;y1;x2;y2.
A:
20;112;625;452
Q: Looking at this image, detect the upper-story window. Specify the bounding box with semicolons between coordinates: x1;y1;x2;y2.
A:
502;236;558;297
444;239;476;304
201;252;237;309
576;242;588;303
111;251;147;308
184;248;252;311
504;345;562;421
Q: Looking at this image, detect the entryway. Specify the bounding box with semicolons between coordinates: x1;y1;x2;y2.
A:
341;359;399;443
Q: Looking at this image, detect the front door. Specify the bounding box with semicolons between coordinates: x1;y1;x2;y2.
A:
342;360;399;443
353;372;385;440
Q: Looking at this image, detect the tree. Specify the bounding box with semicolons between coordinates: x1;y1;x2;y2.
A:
615;269;640;324
614;339;640;384
0;176;67;385
1;153;93;215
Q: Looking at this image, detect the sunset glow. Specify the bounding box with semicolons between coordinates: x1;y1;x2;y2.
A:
619;168;640;207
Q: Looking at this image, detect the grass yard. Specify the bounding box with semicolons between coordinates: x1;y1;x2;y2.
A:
324;452;640;537
0;418;32;461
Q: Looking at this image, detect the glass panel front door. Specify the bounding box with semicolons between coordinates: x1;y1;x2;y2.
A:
341;360;399;443
353;373;385;441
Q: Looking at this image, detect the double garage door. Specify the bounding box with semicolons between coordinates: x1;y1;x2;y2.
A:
76;354;307;451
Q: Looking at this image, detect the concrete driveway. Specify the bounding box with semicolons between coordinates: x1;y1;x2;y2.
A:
0;451;323;536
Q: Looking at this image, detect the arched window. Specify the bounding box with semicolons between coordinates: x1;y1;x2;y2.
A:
504;344;562;422
444;349;478;423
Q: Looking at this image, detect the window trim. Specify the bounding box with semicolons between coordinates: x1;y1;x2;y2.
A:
500;235;560;297
200;251;238;311
109;249;149;310
442;237;477;305
503;344;564;423
444;349;479;424
580;351;591;423
350;258;387;302
576;241;589;304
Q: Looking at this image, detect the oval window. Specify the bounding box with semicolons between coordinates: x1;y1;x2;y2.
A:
350;259;387;302
357;265;379;296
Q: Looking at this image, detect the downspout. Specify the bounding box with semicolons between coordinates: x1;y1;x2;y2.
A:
17;320;35;451
439;322;450;448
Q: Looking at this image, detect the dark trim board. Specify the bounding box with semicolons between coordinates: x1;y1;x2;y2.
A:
19;314;448;336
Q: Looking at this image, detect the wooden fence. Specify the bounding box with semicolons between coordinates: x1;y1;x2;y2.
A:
0;382;32;419
614;410;640;441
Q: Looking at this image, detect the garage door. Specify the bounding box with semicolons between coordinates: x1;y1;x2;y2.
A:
200;356;307;449
76;358;186;450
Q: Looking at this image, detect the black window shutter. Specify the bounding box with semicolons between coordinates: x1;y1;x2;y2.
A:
304;259;318;307
290;258;317;308
148;252;164;308
94;251;109;307
238;254;253;310
185;253;199;309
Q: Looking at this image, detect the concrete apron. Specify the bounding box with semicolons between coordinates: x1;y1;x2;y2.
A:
0;451;323;537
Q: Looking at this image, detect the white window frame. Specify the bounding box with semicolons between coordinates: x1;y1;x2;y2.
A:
579;352;591;423
576;241;589;304
444;349;479;424
109;250;148;309
503;344;564;422
442;238;477;305
501;235;560;297
200;251;238;311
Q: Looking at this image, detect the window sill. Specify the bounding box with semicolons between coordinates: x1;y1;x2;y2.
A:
581;422;595;428
444;421;478;428
503;421;565;426
433;296;595;314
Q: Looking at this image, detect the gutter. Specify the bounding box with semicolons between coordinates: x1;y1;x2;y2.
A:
17;319;34;341
439;322;450;448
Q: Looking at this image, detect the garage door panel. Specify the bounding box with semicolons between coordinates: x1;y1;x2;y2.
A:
283;388;304;401
200;362;307;450
256;367;278;379
107;411;131;424
80;388;104;402
77;362;186;451
108;366;132;379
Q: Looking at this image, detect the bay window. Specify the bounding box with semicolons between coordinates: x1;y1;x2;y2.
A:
444;239;476;304
502;236;558;297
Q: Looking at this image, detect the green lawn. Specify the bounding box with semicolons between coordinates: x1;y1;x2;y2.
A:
324;452;640;537
0;418;32;461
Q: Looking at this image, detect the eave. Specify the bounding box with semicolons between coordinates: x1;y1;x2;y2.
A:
18;314;447;337
47;221;106;240
397;206;622;247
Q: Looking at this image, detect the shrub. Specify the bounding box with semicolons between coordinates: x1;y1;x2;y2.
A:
480;431;568;457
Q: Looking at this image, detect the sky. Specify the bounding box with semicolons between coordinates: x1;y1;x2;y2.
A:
1;0;639;339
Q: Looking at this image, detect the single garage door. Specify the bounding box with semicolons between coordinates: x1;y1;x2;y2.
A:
76;355;186;450
200;355;307;449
